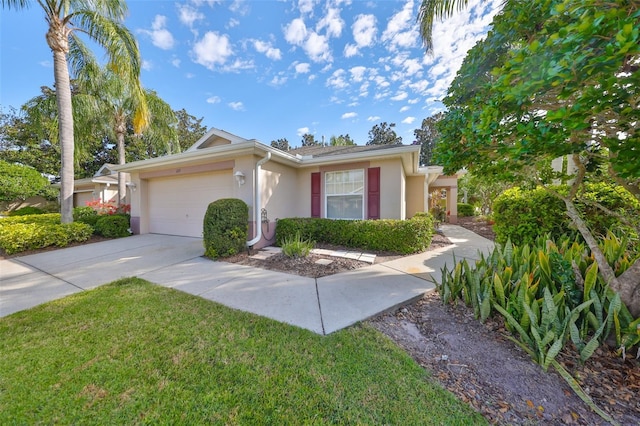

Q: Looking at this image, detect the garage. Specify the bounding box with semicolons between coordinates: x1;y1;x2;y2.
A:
74;191;96;208
147;170;233;237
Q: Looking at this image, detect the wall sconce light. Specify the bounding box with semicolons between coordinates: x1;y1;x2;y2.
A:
126;182;137;192
234;171;246;187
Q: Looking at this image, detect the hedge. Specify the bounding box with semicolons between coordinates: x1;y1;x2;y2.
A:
95;214;130;238
275;213;435;255
457;203;475;217
493;183;640;246
0;221;93;255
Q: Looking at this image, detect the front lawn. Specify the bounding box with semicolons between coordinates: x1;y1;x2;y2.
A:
0;278;485;424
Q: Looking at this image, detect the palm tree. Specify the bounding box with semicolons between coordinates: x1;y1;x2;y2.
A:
1;0;142;223
78;66;178;205
418;0;470;52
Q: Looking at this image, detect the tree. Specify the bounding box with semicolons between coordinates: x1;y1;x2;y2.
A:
1;0;142;223
175;109;207;152
329;134;355;146
434;0;640;315
301;133;319;147
366;122;402;145
418;0;470;52
78;66;177;205
0;160;56;211
270;138;290;151
413;112;444;166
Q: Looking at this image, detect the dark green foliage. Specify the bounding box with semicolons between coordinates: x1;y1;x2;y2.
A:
0;214;93;254
73;206;100;229
457;203;475;217
276;213;434;255
94;215;130;238
8;206;45;216
203;198;248;259
493;187;566;245
493;184;640;247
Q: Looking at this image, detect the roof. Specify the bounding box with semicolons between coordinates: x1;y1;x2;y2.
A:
288;143;406;158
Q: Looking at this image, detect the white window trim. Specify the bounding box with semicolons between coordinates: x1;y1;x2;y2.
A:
324;169;365;220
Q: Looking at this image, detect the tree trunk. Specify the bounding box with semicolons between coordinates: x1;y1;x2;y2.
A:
564;198;640;317
117;126;126;207
49;31;74;223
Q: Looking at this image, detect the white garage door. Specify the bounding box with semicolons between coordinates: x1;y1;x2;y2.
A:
148;170;233;237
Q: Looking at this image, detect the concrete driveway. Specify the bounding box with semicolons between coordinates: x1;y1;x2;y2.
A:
0;234;204;317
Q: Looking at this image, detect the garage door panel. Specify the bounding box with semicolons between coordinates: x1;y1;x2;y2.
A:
148;171;233;237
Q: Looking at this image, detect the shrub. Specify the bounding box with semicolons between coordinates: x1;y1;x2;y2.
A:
0;221;93;255
281;232;314;258
457;203;475;217
8;206;45;216
275;213;435;255
73;206;100;229
493;184;640;247
94;214;130;238
493;187;568;245
203;198;248;259
0;213;61;226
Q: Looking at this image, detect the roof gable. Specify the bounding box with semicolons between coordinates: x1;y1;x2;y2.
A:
186;127;251;152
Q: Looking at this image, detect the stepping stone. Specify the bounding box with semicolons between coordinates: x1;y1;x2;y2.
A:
359;254;376;264
344;252;361;260
315;259;334;265
249;254;271;260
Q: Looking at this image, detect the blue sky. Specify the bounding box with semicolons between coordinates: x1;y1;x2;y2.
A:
1;0;502;148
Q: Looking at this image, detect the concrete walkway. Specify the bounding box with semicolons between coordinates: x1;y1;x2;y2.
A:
0;225;494;335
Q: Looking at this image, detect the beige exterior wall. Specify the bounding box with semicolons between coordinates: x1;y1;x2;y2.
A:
261;161;304;221
296;166;316;218
406;175;427;218
371;159;404;219
429;174;459;224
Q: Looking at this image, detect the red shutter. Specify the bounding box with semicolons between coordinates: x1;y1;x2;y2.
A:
311;172;321;218
367;167;380;219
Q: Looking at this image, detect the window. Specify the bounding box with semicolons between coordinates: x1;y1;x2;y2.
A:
325;169;364;219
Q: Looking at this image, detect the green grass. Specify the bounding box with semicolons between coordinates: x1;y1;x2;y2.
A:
0;278;485;425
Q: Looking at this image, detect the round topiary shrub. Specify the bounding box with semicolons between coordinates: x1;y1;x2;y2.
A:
203;198;248;259
492;187;566;245
94;214;130;238
73;206;100;230
457;203;475;217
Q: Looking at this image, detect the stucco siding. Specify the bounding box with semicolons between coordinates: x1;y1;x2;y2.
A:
371;159;404;219
406;175;427;218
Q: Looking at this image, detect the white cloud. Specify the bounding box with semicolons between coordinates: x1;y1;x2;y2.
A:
171;58;181;67
177;4;204;27
420;0;503;100
349;66;367;82
228;101;245;111
317;7;344;38
229;0;250;15
401;116;416;124
222;58;254;72
298;0;316;15
284;18;307;45
367;116;381;122
297;127;310;136
206;96;221;104
381;0;419;52
142;60;153;71
304;31;332;62
227;18;240;28
270;74;288;85
140;15;175;50
343;44;358;57
39;60;52;68
295;62;311;74
391;91;408;101
341;112;357;119
253;39;282;60
408;98;419;104
399;106;410;112
326;69;348;89
344;14;377;57
192;31;233;69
